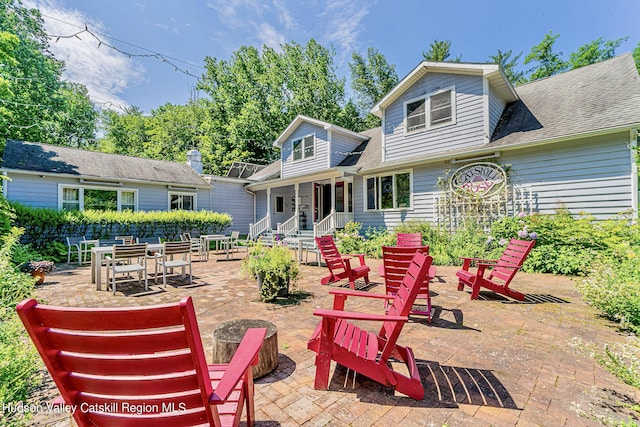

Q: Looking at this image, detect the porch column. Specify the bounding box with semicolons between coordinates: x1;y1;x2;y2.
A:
330;177;336;231
266;187;271;229
294;183;300;230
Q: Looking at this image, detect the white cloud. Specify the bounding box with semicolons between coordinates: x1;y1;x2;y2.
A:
320;0;371;65
24;0;145;111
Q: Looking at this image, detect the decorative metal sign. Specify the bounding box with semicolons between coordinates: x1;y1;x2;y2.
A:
450;162;506;198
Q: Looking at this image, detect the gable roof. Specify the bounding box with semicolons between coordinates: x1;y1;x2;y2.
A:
2;140;211;188
371;61;519;117
490;53;640;147
273;115;368;147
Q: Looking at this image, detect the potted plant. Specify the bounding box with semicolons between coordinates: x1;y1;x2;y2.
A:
241;243;300;301
19;260;55;284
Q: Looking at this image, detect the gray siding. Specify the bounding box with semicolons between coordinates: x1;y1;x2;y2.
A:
329;132;360;167
353;164;443;230
271;185;295;227
208;179;253;234
383;73;485;161
489;85;506;137
255;190;268;222
281;123;329;178
4;173;60;208
504;132;633;219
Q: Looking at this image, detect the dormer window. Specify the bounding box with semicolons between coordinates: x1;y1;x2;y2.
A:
430;90;453;125
406;99;426;132
292;134;315;161
404;86;456;133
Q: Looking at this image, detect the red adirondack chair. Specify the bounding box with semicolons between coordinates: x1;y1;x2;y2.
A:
382;245;434;321
308;250;433;400
315;235;370;289
17;296;267;427
396;232;422;247
456;238;535;300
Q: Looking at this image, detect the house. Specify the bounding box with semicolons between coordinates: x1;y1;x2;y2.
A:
4;54;640;239
0;142;254;234
245;54;640;237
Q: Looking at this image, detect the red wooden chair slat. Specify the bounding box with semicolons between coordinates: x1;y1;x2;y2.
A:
44;327;188;354
381;245;435;321
396;233;422;247
308;251;433;400
57;349;195;376
456;238;535;300
315;235;370;289
17;296;267;427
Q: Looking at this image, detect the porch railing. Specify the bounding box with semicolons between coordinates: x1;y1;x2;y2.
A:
277;215;298;237
249;215;270;239
314;213;334;238
335;212;353;229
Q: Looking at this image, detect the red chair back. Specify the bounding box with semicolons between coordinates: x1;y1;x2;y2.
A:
396;233;422;247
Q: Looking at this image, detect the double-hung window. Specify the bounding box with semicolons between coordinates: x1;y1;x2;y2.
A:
292;134;315;161
404;86;455;133
364;171;412;211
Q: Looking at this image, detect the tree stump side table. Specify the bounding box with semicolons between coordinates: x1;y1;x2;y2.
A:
211;319;278;379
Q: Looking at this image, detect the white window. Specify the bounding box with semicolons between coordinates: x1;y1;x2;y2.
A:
169;192;196;211
406;98;426;132
62;187;80;211
364;171;412;211
292;134;315;161
59;186;138;211
430;89;453;126
404;86;455;133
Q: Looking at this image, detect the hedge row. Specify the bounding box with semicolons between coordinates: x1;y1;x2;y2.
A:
10;202;232;251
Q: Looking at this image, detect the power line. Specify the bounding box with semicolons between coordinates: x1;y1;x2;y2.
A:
39;14;202;78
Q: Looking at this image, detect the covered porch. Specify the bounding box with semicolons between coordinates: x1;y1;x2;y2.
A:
247;170;355;238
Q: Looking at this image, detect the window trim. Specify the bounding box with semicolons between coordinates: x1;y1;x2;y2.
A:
363;170;413;212
403;85;456;134
168;191;197;211
291;133;316;162
58;184;138;211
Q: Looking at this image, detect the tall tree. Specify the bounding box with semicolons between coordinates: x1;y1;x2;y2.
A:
349;47;398;129
196;40;348;174
488;49;525;85
423;39;461;62
0;0;97;147
634;41;640;73
567;37;627;70
524;31;568;81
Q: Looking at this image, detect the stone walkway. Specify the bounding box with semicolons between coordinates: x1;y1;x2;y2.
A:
28;251;640;426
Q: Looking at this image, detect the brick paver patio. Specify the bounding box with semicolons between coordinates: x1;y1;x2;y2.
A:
28;251;640;426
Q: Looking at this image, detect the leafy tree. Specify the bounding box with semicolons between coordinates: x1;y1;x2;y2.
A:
524;31;568;81
423;39;461;62
349;47;398;129
567;36;628;69
0;0;97;147
488;49;525;85
196;40;348;174
634;41;640;72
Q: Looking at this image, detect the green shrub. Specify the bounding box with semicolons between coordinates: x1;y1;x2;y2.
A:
9;203;232;262
576;247;640;334
0;228;42;427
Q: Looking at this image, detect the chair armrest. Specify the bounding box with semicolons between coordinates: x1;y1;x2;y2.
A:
345;253;367;265
329;288;394;301
313;308;407;322
209;327;267;404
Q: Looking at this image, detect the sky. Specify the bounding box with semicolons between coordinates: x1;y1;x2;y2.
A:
22;0;640;114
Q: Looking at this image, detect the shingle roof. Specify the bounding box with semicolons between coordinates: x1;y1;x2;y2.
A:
490;53;640;146
2;140;211;187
